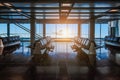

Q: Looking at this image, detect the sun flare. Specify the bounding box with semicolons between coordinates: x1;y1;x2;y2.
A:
55;24;74;38
62;29;68;37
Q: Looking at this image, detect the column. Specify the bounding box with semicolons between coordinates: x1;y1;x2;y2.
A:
43;23;46;37
7;23;10;38
89;3;95;41
89;17;95;41
30;3;36;55
78;23;81;37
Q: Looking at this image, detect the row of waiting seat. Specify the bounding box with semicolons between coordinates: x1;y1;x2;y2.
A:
0;36;20;55
33;36;54;54
104;36;120;47
32;36;54;63
71;37;95;51
0;36;20;47
71;37;96;67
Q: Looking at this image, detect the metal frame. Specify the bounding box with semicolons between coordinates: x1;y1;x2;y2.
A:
0;1;120;23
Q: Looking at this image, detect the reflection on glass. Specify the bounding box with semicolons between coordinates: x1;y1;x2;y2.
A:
81;24;89;38
108;47;120;66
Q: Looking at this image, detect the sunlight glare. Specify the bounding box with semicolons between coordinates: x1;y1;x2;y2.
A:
62;29;68;38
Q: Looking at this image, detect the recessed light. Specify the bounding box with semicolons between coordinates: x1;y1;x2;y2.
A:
109;9;118;12
4;3;12;6
61;10;69;12
61;3;72;7
10;9;16;12
17;9;22;12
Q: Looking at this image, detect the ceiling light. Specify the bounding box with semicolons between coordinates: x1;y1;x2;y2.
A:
61;3;72;7
10;9;16;12
109;9;118;12
61;10;69;12
0;3;4;6
17;9;22;12
61;12;67;16
4;3;12;6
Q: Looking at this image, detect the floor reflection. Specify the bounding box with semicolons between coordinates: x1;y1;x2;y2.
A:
96;48;109;60
0;42;120;80
108;47;120;66
32;53;51;66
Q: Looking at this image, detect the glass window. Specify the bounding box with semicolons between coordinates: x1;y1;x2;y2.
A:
46;24;56;38
95;24;101;38
81;24;89;38
101;24;108;38
10;23;30;38
95;24;108;38
68;24;78;38
36;24;43;37
46;24;78;38
0;23;7;37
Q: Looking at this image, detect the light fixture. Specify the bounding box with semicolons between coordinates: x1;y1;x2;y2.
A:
17;9;22;12
0;3;4;6
3;3;12;6
109;9;118;12
10;9;16;12
61;12;67;16
61;9;69;12
61;3;72;7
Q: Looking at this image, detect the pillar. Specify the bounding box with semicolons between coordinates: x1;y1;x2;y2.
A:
7;23;10;38
78;23;81;37
43;23;46;37
89;17;95;41
30;3;36;55
89;3;95;41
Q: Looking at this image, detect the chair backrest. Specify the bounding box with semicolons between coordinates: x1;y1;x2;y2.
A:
78;38;82;44
84;39;90;49
1;37;8;45
40;39;45;47
113;37;119;42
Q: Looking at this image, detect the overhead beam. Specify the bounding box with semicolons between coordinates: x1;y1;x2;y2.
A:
1;7;120;10
59;2;75;22
0;18;119;23
0;11;120;14
1;14;120;17
1;12;120;14
0;0;120;3
2;3;30;19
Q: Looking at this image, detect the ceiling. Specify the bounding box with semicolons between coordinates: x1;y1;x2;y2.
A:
0;0;120;23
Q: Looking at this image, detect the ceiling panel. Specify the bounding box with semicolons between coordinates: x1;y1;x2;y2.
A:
0;1;120;23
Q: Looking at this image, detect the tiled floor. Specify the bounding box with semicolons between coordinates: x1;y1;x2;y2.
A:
0;42;120;80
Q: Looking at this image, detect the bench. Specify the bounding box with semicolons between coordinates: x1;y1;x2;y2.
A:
0;36;20;48
104;36;120;47
0;36;20;55
33;36;54;55
71;37;96;67
32;36;54;63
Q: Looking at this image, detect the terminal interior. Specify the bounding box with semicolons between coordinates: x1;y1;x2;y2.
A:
0;0;120;80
